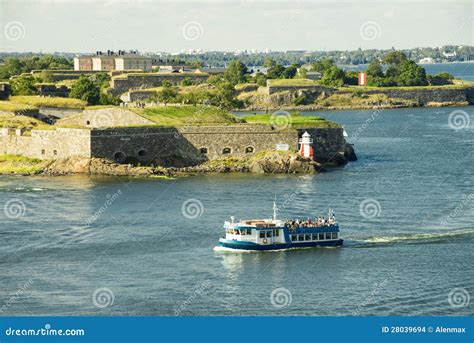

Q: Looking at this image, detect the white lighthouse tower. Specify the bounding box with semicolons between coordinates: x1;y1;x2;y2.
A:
299;131;314;158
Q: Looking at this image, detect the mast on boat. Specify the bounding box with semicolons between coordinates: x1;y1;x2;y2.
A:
273;195;278;221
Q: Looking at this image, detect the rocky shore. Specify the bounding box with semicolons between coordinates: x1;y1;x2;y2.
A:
0;145;357;177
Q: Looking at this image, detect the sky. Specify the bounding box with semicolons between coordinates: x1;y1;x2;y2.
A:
0;0;473;53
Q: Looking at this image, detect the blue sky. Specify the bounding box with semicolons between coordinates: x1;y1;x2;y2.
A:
1;0;473;53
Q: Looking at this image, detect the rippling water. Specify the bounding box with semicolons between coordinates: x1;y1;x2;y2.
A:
0;106;473;316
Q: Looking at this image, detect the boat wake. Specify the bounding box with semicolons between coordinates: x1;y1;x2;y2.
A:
213;245;339;253
348;228;474;246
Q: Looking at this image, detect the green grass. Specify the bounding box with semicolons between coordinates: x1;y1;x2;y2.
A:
317;93;418;108
0;154;46;174
84;105;119;110
241;113;341;128
0;154;41;163
0;101;38;114
235;83;260;92
133;105;242;126
267;79;320;87
341;82;474;91
9;96;87;109
0;113;52;131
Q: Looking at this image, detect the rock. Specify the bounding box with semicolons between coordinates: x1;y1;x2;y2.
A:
342;143;358;161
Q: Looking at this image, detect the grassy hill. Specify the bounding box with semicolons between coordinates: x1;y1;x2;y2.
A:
133;105;243;126
0;113;52;131
9;96;87;109
241;112;340;128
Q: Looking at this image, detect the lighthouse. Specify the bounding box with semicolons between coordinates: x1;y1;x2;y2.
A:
299;131;314;158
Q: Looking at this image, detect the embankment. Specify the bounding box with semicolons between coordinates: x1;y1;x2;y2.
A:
237;84;474;111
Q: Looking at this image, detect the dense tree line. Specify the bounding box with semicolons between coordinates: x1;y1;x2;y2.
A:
0;55;73;80
172;45;473;68
69;74;119;105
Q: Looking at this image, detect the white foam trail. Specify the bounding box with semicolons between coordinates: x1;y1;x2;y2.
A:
213;245;339;253
358;229;474;244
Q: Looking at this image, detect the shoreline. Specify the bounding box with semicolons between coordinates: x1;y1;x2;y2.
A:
0;148;357;178
237;101;470;113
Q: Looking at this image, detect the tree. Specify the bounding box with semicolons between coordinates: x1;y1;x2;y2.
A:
298;67;307;79
383;51;408;66
320;66;345;87
254;72;267;87
311;58;334;74
156;82;178;105
11;77;39;95
383;51;408;78
267;64;285;79
207;75;224;85
180;78;194;86
427;72;454;86
396;60;428;86
93;73;111;89
344;71;359;85
69;75;100;104
366;60;384;78
282;65;298;79
263;58;276;69
0;55;73;80
224;60;248;86
187;60;202;69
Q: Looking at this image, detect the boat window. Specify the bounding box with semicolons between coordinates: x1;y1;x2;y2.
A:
332;232;338;239
273;229;279;237
325;232;332;240
246;229;252;235
305;234;311;241
298;234;304;241
291;235;297;242
241;230;246;236
266;231;272;238
235;229;240;235
319;233;325;240
259;231;265;238
222;147;232;154
312;234;318;240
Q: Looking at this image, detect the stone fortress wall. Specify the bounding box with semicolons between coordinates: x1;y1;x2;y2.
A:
1;124;347;167
109;73;209;96
0;128;91;159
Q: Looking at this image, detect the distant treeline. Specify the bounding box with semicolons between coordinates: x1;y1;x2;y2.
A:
1;45;472;72
173;45;474;68
0;55;73;80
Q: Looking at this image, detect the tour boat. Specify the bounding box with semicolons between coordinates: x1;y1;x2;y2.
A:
217;201;343;251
